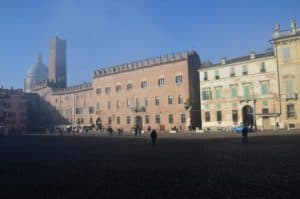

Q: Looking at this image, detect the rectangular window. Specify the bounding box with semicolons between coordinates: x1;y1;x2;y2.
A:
168;96;173;104
283;47;290;61
205;111;210;122
105;87;110;94
178;95;183;104
204;72;208;81
108;117;112;125
141;81;147;89
217;111;222;122
116;85;121;93
181;114;186;123
232;110;238;123
116;116;120;124
168;114;174;124
260;62;266;72
285;79;294;99
89;106;94;114
262;108;269;114
76;107;83;115
116;100;120;109
96;88;101;95
127;116;131;124
175;75;183;84
242;65;248;75
261;83;269;95
202;89;212;100
231;86;237;98
215;70;220;79
230;67;235;77
287;104;295;118
136;98;140;109
215;87;222;99
158;78;165;86
127;84;132;91
108;101;111;110
155;96;159;106
145;115;150;124
126;99;131;108
243;85;250;100
145;97;149;107
155;115;160;124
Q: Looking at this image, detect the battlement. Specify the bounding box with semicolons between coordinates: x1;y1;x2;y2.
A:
93;50;197;78
31;81;50;91
52;82;92;95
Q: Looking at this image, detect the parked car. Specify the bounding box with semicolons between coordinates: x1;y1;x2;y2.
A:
232;123;245;134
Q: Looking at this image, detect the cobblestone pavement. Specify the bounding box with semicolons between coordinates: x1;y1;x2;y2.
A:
1;131;300;198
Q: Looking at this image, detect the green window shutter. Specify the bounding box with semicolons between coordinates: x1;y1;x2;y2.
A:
231;87;237;98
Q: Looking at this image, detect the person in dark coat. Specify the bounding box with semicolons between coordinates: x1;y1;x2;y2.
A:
242;125;248;144
150;129;158;152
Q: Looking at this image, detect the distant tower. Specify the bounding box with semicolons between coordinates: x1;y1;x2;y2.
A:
48;36;67;88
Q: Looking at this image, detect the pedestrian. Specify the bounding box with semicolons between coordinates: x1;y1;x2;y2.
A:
150;129;158;152
242;125;248;144
108;126;113;136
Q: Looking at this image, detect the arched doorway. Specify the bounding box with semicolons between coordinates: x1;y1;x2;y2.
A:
135;116;143;131
96;117;102;130
242;105;253;126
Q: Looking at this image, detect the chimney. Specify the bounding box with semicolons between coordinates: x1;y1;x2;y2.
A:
221;57;226;65
273;23;280;38
250;52;256;59
291;19;297;34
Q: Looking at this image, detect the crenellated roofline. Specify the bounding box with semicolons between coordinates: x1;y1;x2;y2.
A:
93;50;197;78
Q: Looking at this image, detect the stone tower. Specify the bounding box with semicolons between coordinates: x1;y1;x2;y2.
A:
48;36;67;88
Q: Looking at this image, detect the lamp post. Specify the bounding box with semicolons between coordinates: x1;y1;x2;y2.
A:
251;86;257;130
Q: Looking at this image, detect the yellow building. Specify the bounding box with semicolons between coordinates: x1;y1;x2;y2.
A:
272;20;300;129
199;20;300;131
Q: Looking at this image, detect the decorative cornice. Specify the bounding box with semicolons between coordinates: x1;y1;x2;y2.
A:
93;51;196;78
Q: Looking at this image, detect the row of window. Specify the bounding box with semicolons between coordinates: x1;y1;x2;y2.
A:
203;104;296;122
203;62;266;81
202;83;269;100
106;114;186;125
204;108;269;122
96;75;183;95
75;95;184;114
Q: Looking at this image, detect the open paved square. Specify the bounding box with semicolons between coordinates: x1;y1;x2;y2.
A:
1;132;300;198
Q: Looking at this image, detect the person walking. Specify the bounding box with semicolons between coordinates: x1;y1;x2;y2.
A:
150;129;158;152
242;125;248;144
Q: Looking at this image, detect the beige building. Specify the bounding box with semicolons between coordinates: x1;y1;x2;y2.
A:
199;20;300;130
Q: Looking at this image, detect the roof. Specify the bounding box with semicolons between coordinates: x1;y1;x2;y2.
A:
201;51;274;69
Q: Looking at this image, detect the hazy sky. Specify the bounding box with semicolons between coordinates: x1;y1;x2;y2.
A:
0;0;299;88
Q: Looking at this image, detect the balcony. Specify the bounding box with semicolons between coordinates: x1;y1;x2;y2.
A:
286;93;297;100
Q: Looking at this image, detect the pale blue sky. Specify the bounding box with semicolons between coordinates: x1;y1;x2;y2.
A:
0;0;299;88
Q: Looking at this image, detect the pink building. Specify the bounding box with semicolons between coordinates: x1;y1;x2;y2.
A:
0;87;27;131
